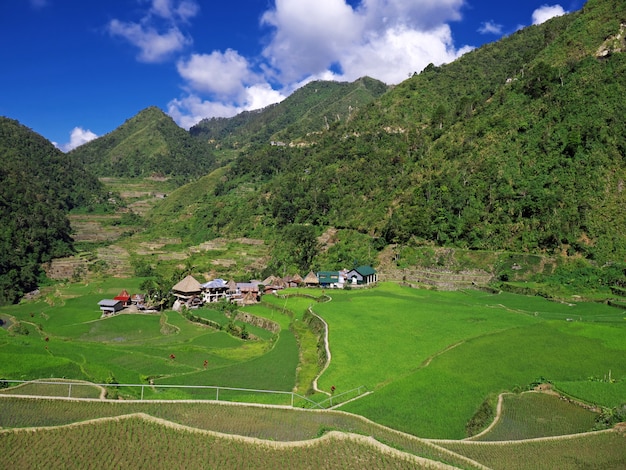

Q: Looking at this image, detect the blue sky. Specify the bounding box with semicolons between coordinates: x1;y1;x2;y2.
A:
0;0;583;151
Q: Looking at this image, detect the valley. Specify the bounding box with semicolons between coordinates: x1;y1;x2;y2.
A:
1;0;626;467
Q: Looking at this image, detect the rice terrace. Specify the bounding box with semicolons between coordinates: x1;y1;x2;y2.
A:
1;280;626;468
3;0;626;467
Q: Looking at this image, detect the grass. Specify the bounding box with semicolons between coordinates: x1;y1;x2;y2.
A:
341;319;626;439
555;379;626;408
0;279;299;398
0;396;492;468
475;392;598;441
312;284;539;391
1;396;623;469
0;415;437;470
0;380;103;399
294;283;626;439
437;430;626;470
2;280;625;446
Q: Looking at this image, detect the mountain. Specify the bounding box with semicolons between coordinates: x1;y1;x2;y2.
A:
69;106;216;182
190;77;389;149
0;117;108;303
155;0;626;273
3;0;623;296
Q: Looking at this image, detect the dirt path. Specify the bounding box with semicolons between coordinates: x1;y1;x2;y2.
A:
308;304;332;397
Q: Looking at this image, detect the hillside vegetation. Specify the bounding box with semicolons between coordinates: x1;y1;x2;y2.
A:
190;76;389;149
2;0;626;297
152;0;626;280
0;118;109;304
69;107;216;183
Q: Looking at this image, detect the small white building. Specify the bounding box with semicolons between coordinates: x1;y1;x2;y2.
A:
201;278;230;303
346;266;378;285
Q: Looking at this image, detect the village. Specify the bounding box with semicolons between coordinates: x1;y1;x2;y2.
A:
98;266;377;316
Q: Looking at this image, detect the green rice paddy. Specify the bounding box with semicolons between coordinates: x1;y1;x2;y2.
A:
1;280;625;445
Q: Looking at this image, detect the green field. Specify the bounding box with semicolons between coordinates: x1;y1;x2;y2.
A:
304;284;625;438
2;280;626;468
1;396;624;469
437;431;626;470
0;414;444;470
475;392;598;441
0;277;298;399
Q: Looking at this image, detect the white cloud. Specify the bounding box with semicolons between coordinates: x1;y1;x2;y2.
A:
168;85;287;129
532;4;566;25
150;0;199;22
359;0;464;31
261;0;468;84
59;127;98;152
168;95;240;129
108;20;191;62
261;0;364;82
338;25;471;83
107;0;198;63
169;0;473;128
177;50;254;98
245;83;287;111
478;21;503;35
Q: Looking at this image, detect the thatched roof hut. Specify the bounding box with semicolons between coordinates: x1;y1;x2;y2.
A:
262;275;287;290
172;275;202;298
283;273;303;287
303;271;319;286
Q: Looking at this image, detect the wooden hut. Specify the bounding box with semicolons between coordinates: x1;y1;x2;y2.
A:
303;271;319;287
262;275;287;292
171;275;202;308
283;273;303;287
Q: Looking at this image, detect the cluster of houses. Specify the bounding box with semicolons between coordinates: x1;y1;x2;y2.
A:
98;266;377;315
97;290;147;316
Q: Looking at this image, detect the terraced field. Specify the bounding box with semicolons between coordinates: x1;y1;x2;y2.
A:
1;395;624;469
2;281;625;468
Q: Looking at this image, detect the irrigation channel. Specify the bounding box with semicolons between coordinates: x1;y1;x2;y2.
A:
0;380;368;409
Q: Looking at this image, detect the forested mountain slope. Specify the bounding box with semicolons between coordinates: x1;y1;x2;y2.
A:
0;118;108;303
69;106;215;183
190;77;388;148
2;0;624;298
170;0;625;270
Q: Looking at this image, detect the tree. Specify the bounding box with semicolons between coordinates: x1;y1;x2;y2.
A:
432;104;447;130
272;224;319;274
140;275;173;310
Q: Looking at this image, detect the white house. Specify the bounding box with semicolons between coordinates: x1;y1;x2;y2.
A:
346;266;378;285
201;278;230;303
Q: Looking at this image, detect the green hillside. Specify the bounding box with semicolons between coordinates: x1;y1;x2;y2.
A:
166;0;626;275
190;76;389;149
69;106;216;182
2;0;626;299
0;118;109;304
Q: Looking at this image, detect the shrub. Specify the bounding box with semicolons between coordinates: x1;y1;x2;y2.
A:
466;398;495;437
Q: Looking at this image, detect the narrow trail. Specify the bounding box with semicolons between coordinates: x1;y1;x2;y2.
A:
308;302;332;397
